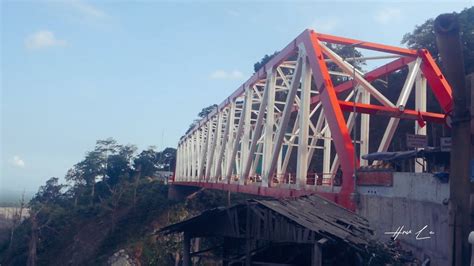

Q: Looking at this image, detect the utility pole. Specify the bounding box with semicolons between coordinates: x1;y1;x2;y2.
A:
434;13;472;266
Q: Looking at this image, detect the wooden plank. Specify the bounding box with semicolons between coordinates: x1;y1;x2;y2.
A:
311;244;322;266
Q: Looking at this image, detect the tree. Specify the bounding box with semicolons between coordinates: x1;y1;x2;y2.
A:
198;104;218;118
65;150;103;204
185;104;218;134
134;147;159;178
324;43;365;86
31;178;65;205
402;7;474;73
254;52;279;72
65;138;135;204
106;144;137;185
8;192;26;251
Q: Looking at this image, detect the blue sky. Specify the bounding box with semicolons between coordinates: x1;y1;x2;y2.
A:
1;0;471;193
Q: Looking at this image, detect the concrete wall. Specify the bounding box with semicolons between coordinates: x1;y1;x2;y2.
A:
357;172;449;265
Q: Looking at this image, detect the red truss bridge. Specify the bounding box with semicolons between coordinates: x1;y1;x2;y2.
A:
172;29;452;210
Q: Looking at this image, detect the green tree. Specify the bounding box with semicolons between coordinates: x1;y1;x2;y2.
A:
65;150;103;204
198;104;218;118
31;177;65;205
65;138;136;204
254;51;279;72
106;144;137;185
185;104;218;134
324;43;365;86
402;7;474;73
134;147;159;178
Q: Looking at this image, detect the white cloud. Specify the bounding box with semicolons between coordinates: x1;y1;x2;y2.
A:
374;8;402;24
311;17;340;32
210;70;245;80
9;156;25;168
68;0;108;19
25;30;67;50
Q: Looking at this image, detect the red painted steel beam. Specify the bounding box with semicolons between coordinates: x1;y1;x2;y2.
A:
418;49;453;112
315;33;418;56
304;31;356;210
338;101;446;124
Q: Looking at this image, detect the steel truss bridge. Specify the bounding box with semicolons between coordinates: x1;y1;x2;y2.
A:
172;29;452;210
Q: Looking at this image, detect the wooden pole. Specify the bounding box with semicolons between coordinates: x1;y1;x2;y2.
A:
311;243;322;266
245;203;251;266
183;233;191;266
434;13;472;266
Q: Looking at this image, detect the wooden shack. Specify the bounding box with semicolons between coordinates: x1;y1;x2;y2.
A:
161;195;374;266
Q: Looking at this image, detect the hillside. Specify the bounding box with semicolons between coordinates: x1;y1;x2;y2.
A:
0;179;252;265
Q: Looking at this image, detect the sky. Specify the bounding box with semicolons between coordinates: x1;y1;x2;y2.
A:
1;0;472;193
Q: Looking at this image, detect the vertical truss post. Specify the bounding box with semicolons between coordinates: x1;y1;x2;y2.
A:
323;120;332;177
262;69;277;187
296;51;311;189
251;143;263;178
215;108;231;181
211;111;224;180
226;97;247;183
184;143;188;179
242;72;272;184
180;144;184;179
180;146;184;180
359;89;370;166
281;116;299;175
277;147;283;180
306;105;323;166
415;72;427;172
205;116;218;180
176;145;181;180
190;133;196;181
196;129;203;181
197;123;210;181
240;87;253;184
265;55;303;184
224;101;237;182
186;138;191;180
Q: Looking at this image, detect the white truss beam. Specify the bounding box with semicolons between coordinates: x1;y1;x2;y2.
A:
377;57;422;154
296;53;311;189
415;72;427;172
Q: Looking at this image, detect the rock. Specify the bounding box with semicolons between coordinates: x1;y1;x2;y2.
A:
108;249;136;266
